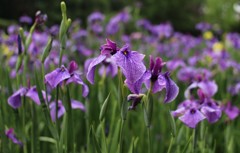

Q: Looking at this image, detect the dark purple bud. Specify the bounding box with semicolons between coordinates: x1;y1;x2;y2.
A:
149;56;155;71
35;11;47;25
68;61;78;74
17;34;22;55
152;57;163;78
100;39;118;56
127;94;144;110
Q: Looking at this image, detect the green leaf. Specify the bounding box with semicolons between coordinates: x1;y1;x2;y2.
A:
99;93;111;121
89;125;102;153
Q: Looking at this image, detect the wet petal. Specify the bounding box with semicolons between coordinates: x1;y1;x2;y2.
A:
179;108;206;128
45;66;71;88
66;73;89;97
8;87;28;109
87;54;106;84
113;45;146;84
71;99;86;111
164;73;179;103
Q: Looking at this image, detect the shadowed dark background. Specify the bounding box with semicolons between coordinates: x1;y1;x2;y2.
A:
0;0;239;32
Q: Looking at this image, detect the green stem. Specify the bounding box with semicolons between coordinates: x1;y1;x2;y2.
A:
192;128;197;153
148;127;152;153
101;121;108;153
22;96;27;153
119;119;125;153
55;86;60;134
31;102;39;153
167;136;175;153
66;86;74;152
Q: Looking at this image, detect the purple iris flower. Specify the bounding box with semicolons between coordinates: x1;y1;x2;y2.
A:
184;80;218;99
166;59;186;71
200;100;222;123
179;107;206;128
49;100;85;121
226;33;240;49
172;80;222;128
171;100;205;128
19;15;32;24
8;86;50;109
49;25;59;36
125;56;179;104
106;11;130;35
228;82;240;95
87;12;105;34
222;102;239;120
45;61;89;97
88;12;105;24
195;22;212;32
136;19;152;31
177;67;212;82
112;45;146;84
143;56;179;103
86;39;119;84
5;128;23;146
151;23;173;38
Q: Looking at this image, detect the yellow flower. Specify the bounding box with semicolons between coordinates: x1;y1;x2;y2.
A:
203;31;213;40
213;42;224;53
2;44;13;58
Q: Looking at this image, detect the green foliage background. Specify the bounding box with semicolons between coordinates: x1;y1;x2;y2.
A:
0;0;240;32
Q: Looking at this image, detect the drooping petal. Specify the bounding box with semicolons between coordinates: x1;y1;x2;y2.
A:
87;54;106;84
25;86;51;105
45;66;71;88
71;99;86;111
163;72;179;103
5;128;23;146
223;102;239;120
66;73;89;97
49;101;66;122
8;87;28;109
112;45;146;84
198;80;218;97
126;71;151;94
200;101;222;123
179;108;206;128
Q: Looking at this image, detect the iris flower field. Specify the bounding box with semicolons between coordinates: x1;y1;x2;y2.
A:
1;2;240;153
